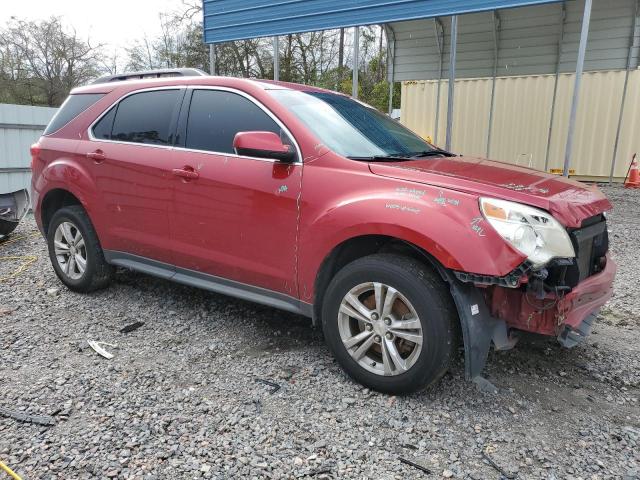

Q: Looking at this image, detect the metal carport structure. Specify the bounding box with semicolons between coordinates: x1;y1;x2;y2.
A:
203;0;640;180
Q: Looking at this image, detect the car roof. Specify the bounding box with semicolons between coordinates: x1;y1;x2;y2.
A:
71;76;340;96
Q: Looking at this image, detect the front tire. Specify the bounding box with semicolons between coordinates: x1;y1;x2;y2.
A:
47;205;114;292
322;253;457;395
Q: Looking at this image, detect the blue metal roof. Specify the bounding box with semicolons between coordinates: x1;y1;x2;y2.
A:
203;0;561;44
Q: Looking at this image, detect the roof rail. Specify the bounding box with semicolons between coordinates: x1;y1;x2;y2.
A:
92;68;208;84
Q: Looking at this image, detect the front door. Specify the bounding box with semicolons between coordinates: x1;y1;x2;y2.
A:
168;88;302;296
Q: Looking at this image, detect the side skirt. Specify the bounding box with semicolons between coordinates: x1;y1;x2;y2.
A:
103;251;313;318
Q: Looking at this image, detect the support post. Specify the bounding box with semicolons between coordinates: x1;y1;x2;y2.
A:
434;18;444;143
609;0;639;184
486;11;501;158
353;26;360;98
445;15;458;152
209;44;216;75
385;25;396;116
544;2;566;172
563;0;592;177
273;36;280;81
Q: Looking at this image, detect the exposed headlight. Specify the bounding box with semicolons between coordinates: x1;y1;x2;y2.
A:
479;197;575;268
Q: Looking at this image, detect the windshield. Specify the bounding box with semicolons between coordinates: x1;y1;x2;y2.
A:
268;90;440;160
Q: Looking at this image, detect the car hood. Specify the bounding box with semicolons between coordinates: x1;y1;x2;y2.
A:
368;156;611;228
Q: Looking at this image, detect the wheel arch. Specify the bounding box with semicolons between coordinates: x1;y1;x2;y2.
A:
312;234;451;326
40;188;84;235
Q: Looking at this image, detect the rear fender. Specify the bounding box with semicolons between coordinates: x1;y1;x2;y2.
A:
34;157;104;237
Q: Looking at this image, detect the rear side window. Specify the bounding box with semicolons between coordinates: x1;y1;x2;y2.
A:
109;90;180;145
185;90;283;154
44;93;104;135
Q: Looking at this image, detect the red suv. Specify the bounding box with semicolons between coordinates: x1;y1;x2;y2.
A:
31;70;616;394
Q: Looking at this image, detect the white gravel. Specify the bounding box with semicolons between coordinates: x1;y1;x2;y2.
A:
0;184;638;479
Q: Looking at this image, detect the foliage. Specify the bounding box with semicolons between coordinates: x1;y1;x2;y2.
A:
0;7;401;112
0;17;101;106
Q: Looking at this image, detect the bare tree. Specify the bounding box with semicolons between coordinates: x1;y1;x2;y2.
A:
0;17;102;106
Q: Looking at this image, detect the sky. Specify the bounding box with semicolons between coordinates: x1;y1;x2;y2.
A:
0;0;190;51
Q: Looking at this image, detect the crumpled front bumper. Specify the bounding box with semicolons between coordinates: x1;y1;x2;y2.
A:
556;253;616;329
488;254;616;338
0;189;30;235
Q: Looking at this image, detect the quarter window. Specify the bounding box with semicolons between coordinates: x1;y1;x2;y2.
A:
185;90;288;155
44;93;104;135
108;90;180;145
92;106;116;140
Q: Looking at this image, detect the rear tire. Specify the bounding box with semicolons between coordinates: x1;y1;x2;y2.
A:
322;253;457;395
47;205;114;292
0;221;18;237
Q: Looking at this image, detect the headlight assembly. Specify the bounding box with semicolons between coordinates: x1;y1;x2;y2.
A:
479;197;575;268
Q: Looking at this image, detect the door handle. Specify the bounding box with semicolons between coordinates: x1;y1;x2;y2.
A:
172;167;199;180
86;150;106;163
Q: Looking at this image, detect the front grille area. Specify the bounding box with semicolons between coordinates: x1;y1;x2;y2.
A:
566;214;608;286
544;214;608;290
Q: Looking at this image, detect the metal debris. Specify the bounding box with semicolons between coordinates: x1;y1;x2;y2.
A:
119;321;145;333
482;449;517;479
255;378;281;394
301;466;332;477
87;340;117;359
401;443;419;450
398;457;432;475
0;405;55;427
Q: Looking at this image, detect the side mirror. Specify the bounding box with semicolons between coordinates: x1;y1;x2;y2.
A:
233;131;296;162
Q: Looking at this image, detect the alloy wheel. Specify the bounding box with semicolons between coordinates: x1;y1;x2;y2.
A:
337;282;423;376
53;221;87;280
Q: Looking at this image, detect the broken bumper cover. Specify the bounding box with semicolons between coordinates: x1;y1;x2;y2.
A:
445;254;615;386
489;254;616;338
0;189;30;235
556;254;616;329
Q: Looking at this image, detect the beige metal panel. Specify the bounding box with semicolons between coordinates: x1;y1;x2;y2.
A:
400;70;640;180
489;74;556;170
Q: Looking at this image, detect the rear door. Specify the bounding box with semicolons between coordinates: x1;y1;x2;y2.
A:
168;87;303;296
79;87;184;262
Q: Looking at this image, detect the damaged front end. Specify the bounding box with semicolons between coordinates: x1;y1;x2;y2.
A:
0;189;30;237
486;213;614;343
448;212;615;390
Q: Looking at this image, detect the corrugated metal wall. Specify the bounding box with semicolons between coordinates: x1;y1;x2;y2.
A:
0;104;57;194
203;0;561;44
389;0;640;81
400;70;640;179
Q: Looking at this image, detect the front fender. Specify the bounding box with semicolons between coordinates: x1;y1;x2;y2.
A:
297;171;526;302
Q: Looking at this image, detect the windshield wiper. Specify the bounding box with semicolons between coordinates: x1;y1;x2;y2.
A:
347;148;455;162
409;148;455;158
347;155;412;162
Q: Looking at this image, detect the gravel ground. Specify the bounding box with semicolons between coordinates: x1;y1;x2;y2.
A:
1;185;638;480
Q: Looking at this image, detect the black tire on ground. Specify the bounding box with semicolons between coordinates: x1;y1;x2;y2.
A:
0;221;18;237
321;253;458;395
47;205;114;292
